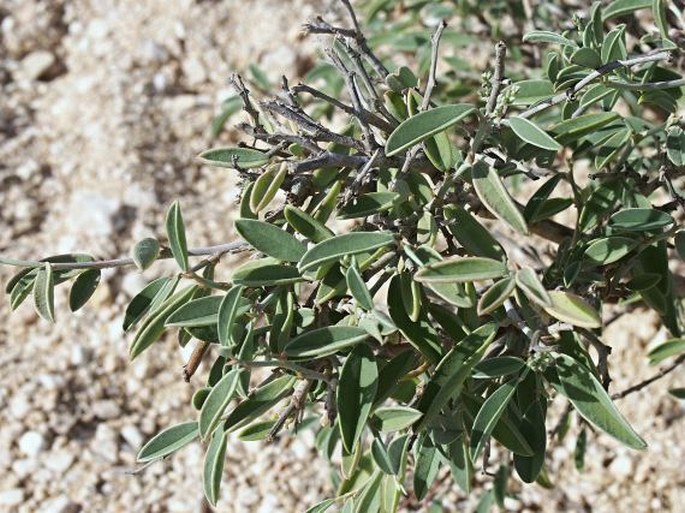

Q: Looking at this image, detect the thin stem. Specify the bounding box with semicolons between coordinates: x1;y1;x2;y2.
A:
485;41;507;116
183;340;209;382
519;50;674;119
266;379;313;443
421;20;448;112
611;354;685;400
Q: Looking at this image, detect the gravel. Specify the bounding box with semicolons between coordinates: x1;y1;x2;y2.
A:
0;1;683;512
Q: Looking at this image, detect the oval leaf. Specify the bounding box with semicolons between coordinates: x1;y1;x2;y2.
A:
385;104;475;156
515;268;552;307
199;147;269;169
373;406;423;432
199;368;243;440
477;276;516;316
33;263;55;322
471;161;528;235
298;232;395;273
235;219;306;262
285;326;369;359
165;201;189;272
554;353;647;449
543;290;601;328
609;208;674;232
137;421;199;462
131;237;160;271
166;295;222;327
507;117;562;151
203;427;228;506
415;257;508;284
284;205;334;243
337;344;379;453
69;269;101;312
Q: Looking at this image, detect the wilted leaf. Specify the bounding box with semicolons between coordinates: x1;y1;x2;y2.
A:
385;104;475;156
554;353;647;449
137;421;199;462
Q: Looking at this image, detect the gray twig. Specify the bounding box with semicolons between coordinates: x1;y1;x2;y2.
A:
421;20;448;111
266;379;313;443
485;41;507;116
519;50;674;119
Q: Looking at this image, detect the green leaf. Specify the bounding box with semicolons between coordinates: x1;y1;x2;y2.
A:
415;323;498;432
507;117;562;151
509;79;554;106
554;353;647;449
470;379;519;461
653;0;669;39
414;440;441;501
199;147;269;169
129;285;197;360
285;326;369;359
669;388;685;399
551;112;620;145
371;438;395;475
346;260;374;311
137;421;199;462
339;192;398;219
223;375;296;432
595;127;631;170
232;259;302;287
609;208;674;232
298;232;395;273
165;201;189;272
570;47;602;69
415;256;508;284
387;275;443;364
33;263;55;322
477;276;516;316
473;356;526;379
69;269;101;312
603;0;651;20
584;237;638;266
543;291;601;328
131;237;160;271
203;427;228;506
166;295;222;327
284;205;334;243
304;499;337;513
235;219;306;262
424;130;457;171
445;206;505;261
522;30;578;47
338;345;379;453
122;277;170;332
199;368;243;440
373;406;423;432
217;285;244;347
238;420;276;441
666;127;685;167
250;165;287;213
471;161;528;235
385;104;475;156
647;338;685;364
515;268;552;307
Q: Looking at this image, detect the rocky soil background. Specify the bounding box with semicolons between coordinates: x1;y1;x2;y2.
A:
0;1;683;512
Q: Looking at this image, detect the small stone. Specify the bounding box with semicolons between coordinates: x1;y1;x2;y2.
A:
608;454;633;478
9;395;31;420
0;489;24;507
92;424;118;463
92;399;120;420
44;450;74;473
121;425;144;450
18;431;45;457
16;50;56;81
39;495;79;513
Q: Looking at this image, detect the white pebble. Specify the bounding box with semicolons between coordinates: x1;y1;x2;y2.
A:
19;431;45;457
0;489;24;507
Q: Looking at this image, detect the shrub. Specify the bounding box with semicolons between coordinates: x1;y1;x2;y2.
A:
2;0;685;510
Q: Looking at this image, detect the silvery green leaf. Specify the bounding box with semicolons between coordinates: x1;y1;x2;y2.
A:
203;427;228;506
298;232;395;273
471;161;528;235
165;295;223;327
137;421;198;462
33;263;55;322
69;269;101;312
507;117;562;151
131;237;160;271
199;368;243;440
235;219;306;262
285;326;369;359
199;147;269;169
165;201;189;272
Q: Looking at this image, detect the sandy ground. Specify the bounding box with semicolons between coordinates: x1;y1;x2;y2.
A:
0;1;683;512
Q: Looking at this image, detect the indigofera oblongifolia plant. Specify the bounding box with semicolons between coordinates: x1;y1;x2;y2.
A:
3;0;685;510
